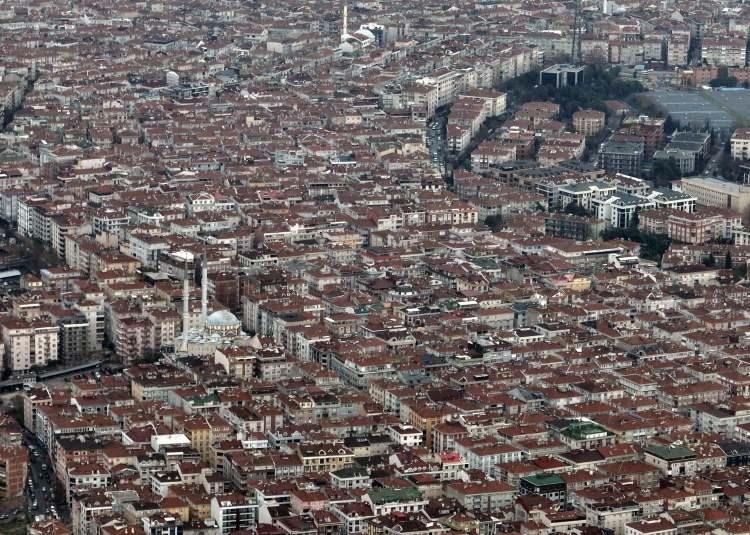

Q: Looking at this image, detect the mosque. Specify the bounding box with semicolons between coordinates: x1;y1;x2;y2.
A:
174;251;259;357
338;5;382;55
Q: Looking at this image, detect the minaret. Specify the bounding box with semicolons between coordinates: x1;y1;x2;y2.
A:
342;4;348;40
182;268;190;348
201;258;209;331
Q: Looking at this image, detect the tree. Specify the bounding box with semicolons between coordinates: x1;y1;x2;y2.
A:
719;150;745;182
600;227;671;263
499;65;644;121
652;158;682;187
725;251;733;269
710;67;738;88
4;395;23;424
664;115;677;135
563;202;592;217
484;214;503;230
630;207;640;229
703;253;716;267
734;262;748;281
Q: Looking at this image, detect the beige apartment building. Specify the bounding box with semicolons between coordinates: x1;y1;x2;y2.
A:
573;109;606;136
676;177;750;222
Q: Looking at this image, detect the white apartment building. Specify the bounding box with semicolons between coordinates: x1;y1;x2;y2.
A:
557;182;617;211
701;38;747;67
645;188;696;212
593;193;656;228
0;317;59;371
126;233;170;268
387;425;423;447
211;493;257;535
91;207;129;237
731;128;750;160
66;464;111;506
416;69;472;109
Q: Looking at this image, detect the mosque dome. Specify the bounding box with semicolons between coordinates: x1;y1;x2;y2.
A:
206;310;241;329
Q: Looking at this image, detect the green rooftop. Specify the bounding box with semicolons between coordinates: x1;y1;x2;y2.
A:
645;445;696;461
190;393;220;405
367;487;423;505
470;258;501;270
562;422;613;441
521;473;565;487
332;467;369;479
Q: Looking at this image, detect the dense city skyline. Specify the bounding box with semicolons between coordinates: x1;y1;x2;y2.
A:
3;0;750;534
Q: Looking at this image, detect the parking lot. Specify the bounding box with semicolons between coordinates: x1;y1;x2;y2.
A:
706;89;750;126
646;88;750;138
648;90;735;131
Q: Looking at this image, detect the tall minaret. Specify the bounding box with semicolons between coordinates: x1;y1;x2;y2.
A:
342;4;348;40
182;265;190;349
201;257;209;331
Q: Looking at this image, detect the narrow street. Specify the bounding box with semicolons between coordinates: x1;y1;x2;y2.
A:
24;430;67;523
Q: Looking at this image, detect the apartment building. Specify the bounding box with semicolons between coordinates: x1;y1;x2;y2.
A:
645;188;696;212
573;109;606;137
667;34;690;66
0;317;59;371
297;444;355;473
66;464;111;506
701;38;747;67
598;140;643;177
675;177;750;222
557;182;617;211
640;208;740;244
211;493;257;535
0;445;28;499
593;193;656;228
416;69;468;109
445;480;516;513
731;128;750;160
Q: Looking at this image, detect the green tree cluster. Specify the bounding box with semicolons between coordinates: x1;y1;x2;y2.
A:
563;202;592;217
601;227;671;263
484;214;503;230
710;66;738;88
702;253;716;267
652;158;682;187
502;65;645;120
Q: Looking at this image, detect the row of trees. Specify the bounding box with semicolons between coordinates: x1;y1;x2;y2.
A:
600;225;672;264
701;251;733;269
709;66;750;88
